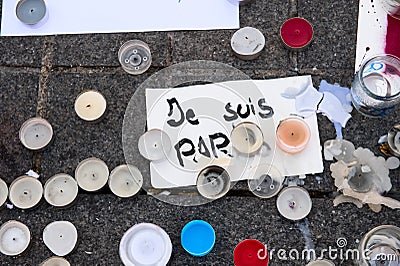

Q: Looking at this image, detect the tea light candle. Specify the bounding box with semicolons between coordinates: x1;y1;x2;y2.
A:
231;27;265;60
109;165;143;198
43;221;77;256
196;165;231;200
0;178;8;206
40;257;71;266
181;220;216;257
19;117;53;150
16;0;47;25
306;259;335;266
231;122;264;155
276;186;312;221
119;223;172;266
75;157;109;192
276;117;311;154
0;221;31;256
233;239;269;266
9;176;43;209
74;91;107;122
388;123;400;157
44;174;79;207
138;129;172;161
280;17;313;50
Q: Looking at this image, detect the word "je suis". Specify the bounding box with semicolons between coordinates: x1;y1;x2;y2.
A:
167;97;274;167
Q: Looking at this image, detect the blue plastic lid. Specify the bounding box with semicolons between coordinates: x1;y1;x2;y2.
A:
181;220;216;257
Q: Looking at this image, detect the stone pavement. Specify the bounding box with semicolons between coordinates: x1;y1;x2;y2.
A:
0;0;399;265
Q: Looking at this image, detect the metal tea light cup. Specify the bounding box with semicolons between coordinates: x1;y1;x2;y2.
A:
357;225;400;265
381;0;400;20
351;54;400;118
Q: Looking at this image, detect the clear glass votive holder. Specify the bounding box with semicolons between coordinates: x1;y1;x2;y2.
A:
351;54;400;117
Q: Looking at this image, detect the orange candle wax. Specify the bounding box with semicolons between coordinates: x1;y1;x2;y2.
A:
276;117;311;154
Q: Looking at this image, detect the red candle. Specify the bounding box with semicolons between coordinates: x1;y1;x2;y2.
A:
280;17;313;50
276;117;311;154
234;239;269;266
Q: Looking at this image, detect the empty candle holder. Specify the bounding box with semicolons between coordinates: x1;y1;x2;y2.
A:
381;0;400;20
16;0;48;26
231;27;265;60
75;157;109;192
108;165;143;198
356;225;400;265
44;174;79;208
74;90;107;122
351;54;400;118
280;17;313;51
231;122;264;155
40;256;71;266
276;186;312;221
43;221;78;257
118;40;152;75
196;165;231;200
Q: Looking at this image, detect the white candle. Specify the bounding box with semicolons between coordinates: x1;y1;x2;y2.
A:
109;165;143;198
9;176;43;209
306;259;335;266
75;157;109;192
43;221;77;256
0;220;31;256
231;122;264;155
40;257;71;266
119;223;172;266
197;165;231;200
16;0;47;25
231;27;265;60
44;174;79;207
276;186;312;221
19;117;53;150
74;91;107;122
0;178;8;206
138;129;172;161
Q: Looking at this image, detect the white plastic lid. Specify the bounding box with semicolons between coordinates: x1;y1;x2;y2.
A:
119;223;172;266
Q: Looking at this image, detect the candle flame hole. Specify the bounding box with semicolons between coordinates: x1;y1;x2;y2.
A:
30;9;34;13
36;134;39;138
12;238;16;241
23;191;28;195
86;104;91;108
295;29;300;35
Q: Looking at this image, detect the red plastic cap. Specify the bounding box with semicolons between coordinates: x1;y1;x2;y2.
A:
234;239;269;266
280;17;313;49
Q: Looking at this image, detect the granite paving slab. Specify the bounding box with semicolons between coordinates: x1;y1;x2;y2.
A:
0;195;399;265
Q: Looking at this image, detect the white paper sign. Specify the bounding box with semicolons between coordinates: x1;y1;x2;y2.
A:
1;0;239;36
355;0;388;70
146;76;324;189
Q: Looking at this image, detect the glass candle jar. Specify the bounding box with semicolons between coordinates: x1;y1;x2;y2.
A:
351;54;400;117
357;225;400;265
381;0;400;20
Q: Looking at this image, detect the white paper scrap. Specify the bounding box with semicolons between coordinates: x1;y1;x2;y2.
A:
1;0;239;36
